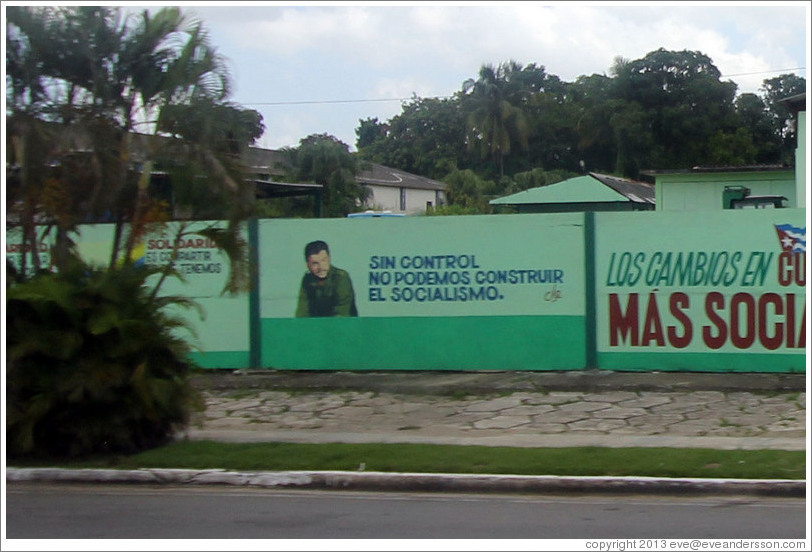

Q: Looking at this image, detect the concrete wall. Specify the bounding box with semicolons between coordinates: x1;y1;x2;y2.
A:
258;214;585;370
6;222;252;369
594;209;806;373
365;184;443;215
7;208;806;373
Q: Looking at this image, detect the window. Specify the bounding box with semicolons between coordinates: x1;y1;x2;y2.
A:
400;188;406;211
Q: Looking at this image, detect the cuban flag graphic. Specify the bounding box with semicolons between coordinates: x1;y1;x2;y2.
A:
774;224;806;253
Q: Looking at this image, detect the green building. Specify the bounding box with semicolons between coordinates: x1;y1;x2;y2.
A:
648;166;796;211
490;172;655;213
647;92;806;212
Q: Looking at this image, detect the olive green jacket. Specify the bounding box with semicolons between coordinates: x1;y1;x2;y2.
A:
295;266;358;317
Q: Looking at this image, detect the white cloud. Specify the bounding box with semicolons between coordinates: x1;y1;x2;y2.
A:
371;77;433;101
187;2;808;150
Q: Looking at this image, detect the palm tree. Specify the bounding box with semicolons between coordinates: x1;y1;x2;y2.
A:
462;61;530;177
6;6;62;275
286;134;370;218
101;7;232;264
6;6;260;293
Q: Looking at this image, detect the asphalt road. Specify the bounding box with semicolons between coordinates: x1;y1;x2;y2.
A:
5;482;807;540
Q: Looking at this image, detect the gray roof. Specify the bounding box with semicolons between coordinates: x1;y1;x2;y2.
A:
589;172;655;204
356;162;446;191
778;93;806;112
242;147;292;174
243;147;445;191
643;165;793;176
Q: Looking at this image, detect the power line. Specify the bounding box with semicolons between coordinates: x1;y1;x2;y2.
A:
244;67;805;107
721;67;805;78
245;97;433;106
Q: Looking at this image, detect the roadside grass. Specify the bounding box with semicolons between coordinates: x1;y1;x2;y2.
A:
8;440;805;480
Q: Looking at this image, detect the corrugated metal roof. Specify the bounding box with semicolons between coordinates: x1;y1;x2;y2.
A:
243;147;291;173
589;172;655;203
356;162;446;191
254;179;323;199
244;148;446;191
642;164;792;175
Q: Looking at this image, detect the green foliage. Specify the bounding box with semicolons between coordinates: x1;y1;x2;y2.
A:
355;117;388;150
284;134;370;217
6;5;260;271
160;98;265;156
356;49;804;183
5;8;253;462
425;204;487;216
356;97;470;181
6;261;202;459
760;73;807;163
705;129;759;166
734;93;782;163
511;167;573;192
434;167;576;215
462;61;531;177
441;169;493;213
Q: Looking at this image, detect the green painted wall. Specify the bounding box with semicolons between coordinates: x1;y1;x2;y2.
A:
6;222;252;369
261;316;585;370
258;214;587;370
595;209;806;372
796;111;806;208
130;222;251;369
508;202;647;214
6;209;806;373
655;170;796;211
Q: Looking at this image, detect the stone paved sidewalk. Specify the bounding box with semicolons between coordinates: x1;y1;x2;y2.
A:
186;387;806;450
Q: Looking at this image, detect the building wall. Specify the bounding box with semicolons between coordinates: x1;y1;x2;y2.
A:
796;111;806;208
365;184;444;215
655;171;796;211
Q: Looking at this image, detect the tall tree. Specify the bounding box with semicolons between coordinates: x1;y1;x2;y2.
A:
356;96;468;180
734;93;781;163
522;73;582;174
570;74;618;175
609;48;738;175
353;52;803;184
356;117;388;150
284;134;370;218
6;5;261;288
462;61;530;178
760;73;807;164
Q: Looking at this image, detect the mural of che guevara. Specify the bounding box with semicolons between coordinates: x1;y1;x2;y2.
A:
295;240;358;317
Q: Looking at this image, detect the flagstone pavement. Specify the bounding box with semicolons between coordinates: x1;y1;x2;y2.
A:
185;371;806;451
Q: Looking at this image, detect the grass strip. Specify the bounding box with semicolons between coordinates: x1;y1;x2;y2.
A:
9;441;806;480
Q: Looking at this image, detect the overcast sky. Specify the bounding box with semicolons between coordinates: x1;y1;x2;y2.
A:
165;1;807;151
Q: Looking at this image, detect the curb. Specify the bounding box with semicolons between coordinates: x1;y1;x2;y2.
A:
6;468;805;497
192;370;808;395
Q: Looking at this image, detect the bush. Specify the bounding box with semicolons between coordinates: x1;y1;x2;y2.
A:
6;261;202;459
